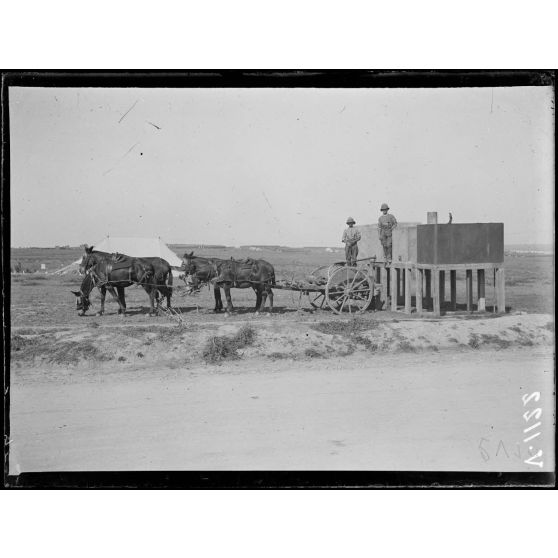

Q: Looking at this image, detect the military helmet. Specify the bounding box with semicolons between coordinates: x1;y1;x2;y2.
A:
380;203;389;211
346;216;356;224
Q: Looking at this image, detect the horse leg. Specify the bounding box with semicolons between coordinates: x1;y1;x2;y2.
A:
214;285;223;312
224;284;234;315
111;286;121;314
253;287;262;313
164;272;172;309
258;287;268;314
267;287;274;314
116;286;127;315
97;286;107;316
148;286;156;316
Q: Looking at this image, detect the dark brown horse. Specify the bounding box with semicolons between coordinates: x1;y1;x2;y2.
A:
181;252;275;314
76;247;156;316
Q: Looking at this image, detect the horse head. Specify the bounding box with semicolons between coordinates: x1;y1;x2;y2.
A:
182;252;216;289
71;274;94;315
181;251;197;273
79;245;96;275
72;290;91;316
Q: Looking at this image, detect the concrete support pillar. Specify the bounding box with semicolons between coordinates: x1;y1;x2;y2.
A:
404;267;412;314
477;269;486;312
381;266;388;304
425;269;432;309
496;267;506;313
432;267;440;317
391;267;398;312
466;269;473;312
415;269;423;314
439;270;446;309
450;270;457;311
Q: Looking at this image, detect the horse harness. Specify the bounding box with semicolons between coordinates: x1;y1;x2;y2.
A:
86;257;138;287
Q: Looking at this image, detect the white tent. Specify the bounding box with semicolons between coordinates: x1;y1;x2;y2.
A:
54;236;183;275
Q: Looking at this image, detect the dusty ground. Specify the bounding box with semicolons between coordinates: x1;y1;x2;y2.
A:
9;347;555;473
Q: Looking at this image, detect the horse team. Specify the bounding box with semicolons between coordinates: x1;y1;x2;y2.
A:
72;246;276;317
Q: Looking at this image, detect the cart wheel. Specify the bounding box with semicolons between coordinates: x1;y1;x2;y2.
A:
309;291;326;309
325;267;374;314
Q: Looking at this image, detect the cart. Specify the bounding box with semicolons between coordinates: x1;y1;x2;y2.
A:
274;257;381;314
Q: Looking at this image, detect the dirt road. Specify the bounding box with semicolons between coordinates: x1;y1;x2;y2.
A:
10;348;554;473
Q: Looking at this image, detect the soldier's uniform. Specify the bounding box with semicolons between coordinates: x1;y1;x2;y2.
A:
342;217;361;266
378;204;397;262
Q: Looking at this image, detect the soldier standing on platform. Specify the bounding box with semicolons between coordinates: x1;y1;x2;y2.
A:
342;217;361;266
378;203;397;264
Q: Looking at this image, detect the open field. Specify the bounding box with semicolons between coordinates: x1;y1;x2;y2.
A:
8;245;555;474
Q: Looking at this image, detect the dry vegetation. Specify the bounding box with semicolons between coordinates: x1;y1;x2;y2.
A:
202;324;257;364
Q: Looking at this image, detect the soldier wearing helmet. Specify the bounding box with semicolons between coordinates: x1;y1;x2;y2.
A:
378;203;397;263
342;216;361;267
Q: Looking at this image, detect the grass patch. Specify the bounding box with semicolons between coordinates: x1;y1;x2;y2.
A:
11;334;35;353
397;340;417;352
156;327;186;343
120;326;155;338
304;347;325;358
202;324;257;364
11;334;112;365
13;328;41;335
267;352;291;360
468;334;481;349
47;341;113;365
353;335;375;350
518;336;535;347
336;344;356;357
311;317;377;338
480;334;512;349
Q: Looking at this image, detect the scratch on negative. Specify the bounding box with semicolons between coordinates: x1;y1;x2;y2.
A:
261;192;281;226
118;100;139;123
147;121;161;130
103;142;140;175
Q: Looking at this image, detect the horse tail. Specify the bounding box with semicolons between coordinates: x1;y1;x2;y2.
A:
167;264;173;288
261;260;275;287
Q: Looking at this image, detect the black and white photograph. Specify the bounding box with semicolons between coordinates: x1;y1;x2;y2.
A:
3;71;555;487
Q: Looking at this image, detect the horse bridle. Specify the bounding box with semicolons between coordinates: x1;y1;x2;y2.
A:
182;258;216;290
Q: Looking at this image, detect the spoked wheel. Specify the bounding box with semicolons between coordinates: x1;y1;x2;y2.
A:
325;266;374;314
308;291;326;309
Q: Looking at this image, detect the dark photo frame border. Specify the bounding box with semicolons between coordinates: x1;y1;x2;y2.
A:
2;70;555;489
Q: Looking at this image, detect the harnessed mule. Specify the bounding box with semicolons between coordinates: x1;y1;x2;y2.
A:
181;252;275;314
76;247;157;316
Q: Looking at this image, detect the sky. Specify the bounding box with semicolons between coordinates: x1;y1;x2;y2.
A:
9;85;554;248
